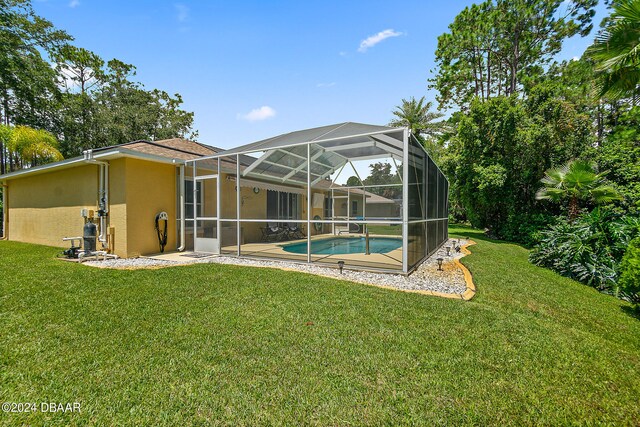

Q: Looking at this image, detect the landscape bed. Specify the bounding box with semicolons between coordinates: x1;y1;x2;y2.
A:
1;225;639;425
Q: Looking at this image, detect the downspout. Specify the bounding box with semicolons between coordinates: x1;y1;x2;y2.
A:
83;149;109;246
176;162;185;251
1;183;7;240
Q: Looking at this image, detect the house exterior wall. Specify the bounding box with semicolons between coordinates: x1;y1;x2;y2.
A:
6;164;99;249
123;158;177;257
107;158;128;257
3;157;177;258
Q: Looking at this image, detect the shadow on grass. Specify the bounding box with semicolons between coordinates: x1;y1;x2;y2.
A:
621;305;640;321
448;224;515;246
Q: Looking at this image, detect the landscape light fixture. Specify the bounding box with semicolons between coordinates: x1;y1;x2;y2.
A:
446;246;451;256
437;258;444;271
338;260;345;274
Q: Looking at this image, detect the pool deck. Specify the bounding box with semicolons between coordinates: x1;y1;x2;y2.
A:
148;233;403;271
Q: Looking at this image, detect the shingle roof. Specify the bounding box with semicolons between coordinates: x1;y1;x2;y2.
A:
97;138;219;160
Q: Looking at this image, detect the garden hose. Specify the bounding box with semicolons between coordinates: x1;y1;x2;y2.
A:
155;212;168;253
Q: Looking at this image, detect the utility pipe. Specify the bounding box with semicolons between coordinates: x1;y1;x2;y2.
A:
177;163;185;251
1;183;7;240
83;149;109;246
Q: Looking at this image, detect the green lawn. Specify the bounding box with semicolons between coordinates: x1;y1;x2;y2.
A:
1;226;639;425
365;224;401;235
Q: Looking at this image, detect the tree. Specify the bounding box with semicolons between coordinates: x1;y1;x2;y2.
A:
595;106;640;212
54;45;105;157
431;0;597;110
86;59;196;151
55;45;105;95
54;58;197;156
345;176;361;187
0;0;71;173
2;124;62;170
536;159;621;219
389;96;446;141
587;0;640;103
388;96;449;161
449;89;594;242
618;236;640;306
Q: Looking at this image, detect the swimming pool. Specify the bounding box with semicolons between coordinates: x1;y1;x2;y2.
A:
282;236;402;255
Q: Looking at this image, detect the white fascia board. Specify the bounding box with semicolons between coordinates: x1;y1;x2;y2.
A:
0;148;183;181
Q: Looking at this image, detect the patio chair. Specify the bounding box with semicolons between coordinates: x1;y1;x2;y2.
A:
260;223;286;242
336;222;360;235
285;223;305;240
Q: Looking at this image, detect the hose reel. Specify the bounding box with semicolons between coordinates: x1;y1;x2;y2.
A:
155;211;168;253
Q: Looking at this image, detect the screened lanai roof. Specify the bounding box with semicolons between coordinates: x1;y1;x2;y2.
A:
209;122;407;186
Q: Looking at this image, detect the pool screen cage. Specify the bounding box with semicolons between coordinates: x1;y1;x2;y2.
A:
182;122;449;274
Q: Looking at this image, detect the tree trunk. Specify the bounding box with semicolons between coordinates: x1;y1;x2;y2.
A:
477;47;485;101
0;90;8;175
568;196;580;221
486;50;491;100
510;28;520;95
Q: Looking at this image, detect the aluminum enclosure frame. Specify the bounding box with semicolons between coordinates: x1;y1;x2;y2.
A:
183;122;449;274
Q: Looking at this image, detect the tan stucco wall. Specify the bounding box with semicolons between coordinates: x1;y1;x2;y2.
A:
124;158;177;257
4;157;177;258
107;158;128;257
6;165;99;249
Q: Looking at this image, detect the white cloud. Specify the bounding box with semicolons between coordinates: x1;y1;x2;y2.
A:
175;3;189;22
358;29;403;53
238;106;276;122
316;82;336;88
339;51;348;57
69;0;80;8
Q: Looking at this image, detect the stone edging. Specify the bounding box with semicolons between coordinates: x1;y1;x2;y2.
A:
353;240;477;300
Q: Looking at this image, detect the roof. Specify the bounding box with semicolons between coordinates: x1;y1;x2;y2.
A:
0;137;219;181
95;138;218;160
213;122;404;157
196;122;407;188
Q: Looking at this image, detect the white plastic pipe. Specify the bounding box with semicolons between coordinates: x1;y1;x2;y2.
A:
177;164;185;251
1;183;7;240
83;149;109;246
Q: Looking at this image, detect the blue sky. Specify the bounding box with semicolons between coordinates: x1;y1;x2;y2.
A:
34;0;609;150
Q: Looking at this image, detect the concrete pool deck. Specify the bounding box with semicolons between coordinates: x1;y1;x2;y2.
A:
150;233;404;271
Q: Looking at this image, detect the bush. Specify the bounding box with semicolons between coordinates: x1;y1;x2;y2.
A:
501;212;556;247
619;237;640;306
530;208;640;292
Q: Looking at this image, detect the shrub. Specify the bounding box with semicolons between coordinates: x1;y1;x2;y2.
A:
530;208;640;292
501;212;556;247
619;237;640;306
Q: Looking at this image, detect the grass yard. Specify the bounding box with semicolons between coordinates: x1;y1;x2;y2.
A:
365;224;402;235
1;225;639;425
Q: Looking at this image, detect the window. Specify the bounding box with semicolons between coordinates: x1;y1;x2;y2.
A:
267;190;300;222
185;180;203;219
324;197;333;219
352;200;358;216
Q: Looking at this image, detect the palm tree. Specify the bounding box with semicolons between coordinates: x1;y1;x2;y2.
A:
587;0;640;102
5;125;63;171
389;96;449;143
536;160;622;220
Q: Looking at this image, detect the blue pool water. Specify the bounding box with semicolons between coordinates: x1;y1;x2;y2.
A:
282;237;402;255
